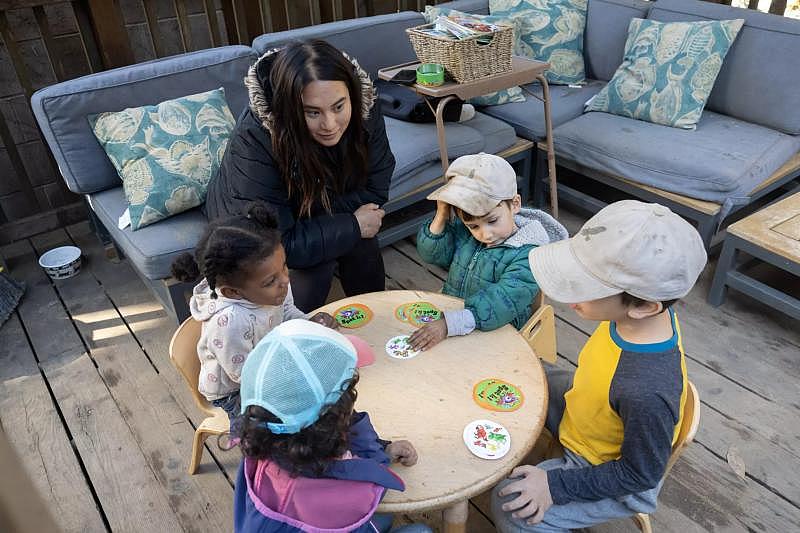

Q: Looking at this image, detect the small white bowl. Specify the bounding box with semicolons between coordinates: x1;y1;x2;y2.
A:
38;246;82;280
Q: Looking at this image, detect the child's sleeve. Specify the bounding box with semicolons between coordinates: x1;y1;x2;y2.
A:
207;309;256;384
464;247;540;331
416;217;457;268
282;285;307;321
546;392;675;504
348;411;391;465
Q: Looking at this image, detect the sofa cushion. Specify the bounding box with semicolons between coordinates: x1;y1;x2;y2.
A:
490;0;588;85
586;17;744;130
428;0;490;15
88;187;207;280
89;88;236;230
387;112;517;200
584;0;651;81
554;111;800;207
251;12;424;78
479;80;605;140
30;46;255;195
648;0;800;135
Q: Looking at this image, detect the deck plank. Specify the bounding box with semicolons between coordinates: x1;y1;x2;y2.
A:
9;236;185;532
0;311;106;533
31;228;236;532
63;223;243;481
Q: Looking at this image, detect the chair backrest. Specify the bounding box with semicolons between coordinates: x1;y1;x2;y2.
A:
520;293;557;364
664;381;701;476
168;318;216;417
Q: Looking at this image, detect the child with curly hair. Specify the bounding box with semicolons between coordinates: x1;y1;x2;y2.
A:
171;202;335;433
235;319;430;532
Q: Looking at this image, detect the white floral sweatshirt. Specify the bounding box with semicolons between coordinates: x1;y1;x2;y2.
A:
190;278;307;401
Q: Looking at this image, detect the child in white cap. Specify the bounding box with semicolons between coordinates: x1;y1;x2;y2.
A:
234;319;430;533
492;200;707;532
410;153;567;351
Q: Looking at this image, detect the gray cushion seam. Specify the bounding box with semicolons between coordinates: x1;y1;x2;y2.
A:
556;130;737;187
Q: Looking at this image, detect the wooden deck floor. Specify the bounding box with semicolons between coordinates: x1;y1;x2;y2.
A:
1;207;799;532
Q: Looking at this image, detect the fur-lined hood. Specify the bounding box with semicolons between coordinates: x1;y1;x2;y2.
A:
245;48;376;134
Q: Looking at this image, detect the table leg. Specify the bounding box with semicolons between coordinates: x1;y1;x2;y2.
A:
434;95;457;175
443;500;469;533
536;74;558;218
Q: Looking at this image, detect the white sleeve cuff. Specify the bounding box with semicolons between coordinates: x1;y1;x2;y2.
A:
444;309;476;337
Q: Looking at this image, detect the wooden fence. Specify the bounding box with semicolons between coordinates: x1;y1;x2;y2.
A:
0;0;795;243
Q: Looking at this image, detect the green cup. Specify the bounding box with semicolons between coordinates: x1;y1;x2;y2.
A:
416;63;445;86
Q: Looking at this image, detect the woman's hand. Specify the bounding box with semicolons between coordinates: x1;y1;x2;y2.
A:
408;318;448;351
385;440;418;466
354;203;385;239
308;312;338;329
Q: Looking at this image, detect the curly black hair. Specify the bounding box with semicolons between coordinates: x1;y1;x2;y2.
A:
170;202;281;298
239;373;359;476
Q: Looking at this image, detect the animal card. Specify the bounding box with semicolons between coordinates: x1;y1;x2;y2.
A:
333;303;373;328
395;301;442;327
463;419;511;459
473;378;524;412
385;335;420;359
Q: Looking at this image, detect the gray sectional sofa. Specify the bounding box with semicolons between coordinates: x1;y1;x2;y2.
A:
30;0;800;321
30;10;524;321
441;0;800;247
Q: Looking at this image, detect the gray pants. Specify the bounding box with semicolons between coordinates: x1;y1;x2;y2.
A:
490;365;659;532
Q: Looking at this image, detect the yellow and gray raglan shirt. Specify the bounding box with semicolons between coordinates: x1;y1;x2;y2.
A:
548;309;688;504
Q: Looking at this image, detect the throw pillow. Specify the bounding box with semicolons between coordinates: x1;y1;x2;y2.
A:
89;88;235;230
586;18;744;129
422;6;525;105
490;0;587;85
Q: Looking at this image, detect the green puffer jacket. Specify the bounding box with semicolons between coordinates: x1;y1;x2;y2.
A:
416;208;568;331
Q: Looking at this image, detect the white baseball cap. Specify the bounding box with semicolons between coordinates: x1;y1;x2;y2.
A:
528;200;707;303
427;153;518;216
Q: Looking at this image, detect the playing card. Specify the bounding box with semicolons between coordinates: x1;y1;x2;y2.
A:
385;335;420;359
472;378;524;412
463;419;511;459
333;303;373;328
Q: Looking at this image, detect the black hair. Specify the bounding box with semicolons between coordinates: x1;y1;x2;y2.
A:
239;373;359;476
620;292;678;313
455;199;513;222
265;39;369;217
170;202;281;298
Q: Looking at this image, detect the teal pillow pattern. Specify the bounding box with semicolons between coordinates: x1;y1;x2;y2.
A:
422;6;525;105
89;88;235;230
490;0;587;85
587;18;745;129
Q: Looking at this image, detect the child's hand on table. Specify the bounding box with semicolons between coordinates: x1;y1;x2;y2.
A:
385;440;418;466
308;312;338;330
408;318;447;351
498;465;553;525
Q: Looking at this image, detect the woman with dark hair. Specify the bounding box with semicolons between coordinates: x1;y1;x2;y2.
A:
205;40;395;311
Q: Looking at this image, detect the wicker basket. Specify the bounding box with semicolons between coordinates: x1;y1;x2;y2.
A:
406;22;514;83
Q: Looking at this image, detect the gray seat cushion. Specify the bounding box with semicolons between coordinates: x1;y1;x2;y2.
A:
89;188;207;280
648;0;800;135
30;46;255;195
386;111;517;195
426;0;489;15
479;80;605;140
584;0;652;81
251;12;424;77
554;111;800;207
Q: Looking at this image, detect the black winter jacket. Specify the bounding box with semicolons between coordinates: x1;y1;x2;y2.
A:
205;50;395;269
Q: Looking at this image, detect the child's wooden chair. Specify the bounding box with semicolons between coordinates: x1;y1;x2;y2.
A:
632;380;701;532
519;291;557;363
168;317;230;474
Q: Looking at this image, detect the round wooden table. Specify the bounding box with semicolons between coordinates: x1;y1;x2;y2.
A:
316;290;548;532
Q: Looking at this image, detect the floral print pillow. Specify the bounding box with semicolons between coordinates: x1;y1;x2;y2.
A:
422;6;525;105
89;88;235;230
490;0;587;85
586;18;744;129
